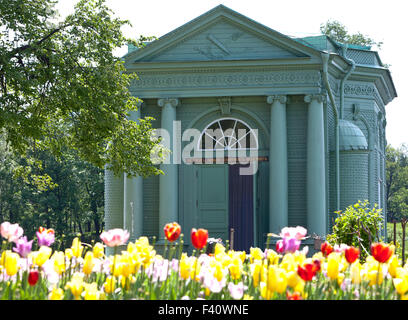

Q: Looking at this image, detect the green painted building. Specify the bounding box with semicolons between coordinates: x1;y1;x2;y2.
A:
104;5;397;251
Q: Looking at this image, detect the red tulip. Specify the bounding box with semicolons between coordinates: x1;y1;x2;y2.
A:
345;246;360;264
28;270;39;286
371;243;393;263
286;291;302;300
321;242;333;257
297;260;320;281
191;228;208;250
163;222;181;242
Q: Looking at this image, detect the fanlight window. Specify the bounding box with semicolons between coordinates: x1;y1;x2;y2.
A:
197;118;258;151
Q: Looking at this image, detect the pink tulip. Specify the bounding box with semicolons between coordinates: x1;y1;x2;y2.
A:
279;226;307;241
1;222;24;242
100;228;130;247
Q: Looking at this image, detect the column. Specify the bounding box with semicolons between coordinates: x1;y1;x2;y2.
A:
267;95;288;234
304;94;326;237
123;101;143;241
157;98;179;239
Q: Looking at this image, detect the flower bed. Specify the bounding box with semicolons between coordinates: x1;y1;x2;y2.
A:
0;221;406;300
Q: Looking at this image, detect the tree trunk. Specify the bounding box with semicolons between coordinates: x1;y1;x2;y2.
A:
402;221;406;265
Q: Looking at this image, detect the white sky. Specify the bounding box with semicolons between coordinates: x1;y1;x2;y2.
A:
56;0;407;148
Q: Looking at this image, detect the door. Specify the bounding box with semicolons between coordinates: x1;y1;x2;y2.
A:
197;164;229;241
229;164;254;252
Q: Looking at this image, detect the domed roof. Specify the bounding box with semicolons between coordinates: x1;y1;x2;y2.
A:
339;120;368;151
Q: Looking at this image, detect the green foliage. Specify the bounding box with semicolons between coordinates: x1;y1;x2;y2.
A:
320;20;383;49
0;133;104;242
386;144;408;222
327;200;384;260
0;0;163;178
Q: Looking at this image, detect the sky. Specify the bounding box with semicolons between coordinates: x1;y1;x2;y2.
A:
56;0;408;148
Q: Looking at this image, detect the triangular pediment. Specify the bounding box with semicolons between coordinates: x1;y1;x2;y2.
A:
125;5;321;65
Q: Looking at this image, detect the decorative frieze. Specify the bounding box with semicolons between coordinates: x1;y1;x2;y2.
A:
131;70;321;90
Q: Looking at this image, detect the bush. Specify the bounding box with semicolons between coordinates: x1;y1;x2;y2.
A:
326;200;384;261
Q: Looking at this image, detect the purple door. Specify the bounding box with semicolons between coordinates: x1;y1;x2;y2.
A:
228;164;254;252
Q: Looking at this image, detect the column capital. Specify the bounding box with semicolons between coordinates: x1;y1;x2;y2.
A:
267;95;288;105
157;98;179;108
304;94;326;104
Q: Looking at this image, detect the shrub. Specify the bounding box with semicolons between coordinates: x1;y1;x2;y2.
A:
326;200;384;261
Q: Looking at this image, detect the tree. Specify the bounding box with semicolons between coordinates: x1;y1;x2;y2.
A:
386;144;408;262
0;132;105;245
320;20;383;49
0;0;162;178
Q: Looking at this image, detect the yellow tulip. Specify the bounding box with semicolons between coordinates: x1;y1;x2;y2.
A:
104;276;116;294
250;247;264;262
52;251;66;275
35;246;52;267
65;272;84;299
71;237;84;258
267;249;279;265
367;269;383;286
65;248;73;260
388;255;399;278
250;261;262;288
83;283;101;300
281;254;296;272
212;242;223;255
260;282;273;300
179;253;191;280
49;287;64;300
327;252;341;280
267;265;287;294
83;251;94;275
393;277;408;295
5;251;19;276
350;261;362;284
229;257;242;280
93;242;104;258
286;270;302;289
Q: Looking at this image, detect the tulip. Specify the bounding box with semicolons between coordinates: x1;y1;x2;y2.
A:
93;242;105;258
49;287;64;300
35;246;52;267
345;246;360;264
52;251;66;275
163;222;181;242
228;282;245;300
371;243;393;263
279;226;307;240
100;228;130;247
28;270;39;286
36;227;55;247
286;291;302;300
4;251;19;276
71;237;84;258
350;261;362;284
83;251;95;275
267;265;287;294
327;252;341;280
321;242;333;257
13;236;33;258
65;272;84;299
191;228;208;250
1;222;23;242
297;260;320;282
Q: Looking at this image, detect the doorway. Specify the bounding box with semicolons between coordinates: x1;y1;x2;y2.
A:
195;163;254;252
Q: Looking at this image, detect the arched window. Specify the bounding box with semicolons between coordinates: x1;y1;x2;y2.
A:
197;118;258;151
